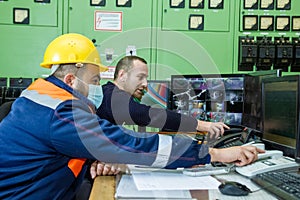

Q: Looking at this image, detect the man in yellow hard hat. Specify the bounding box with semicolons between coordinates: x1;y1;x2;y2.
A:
0;33;264;199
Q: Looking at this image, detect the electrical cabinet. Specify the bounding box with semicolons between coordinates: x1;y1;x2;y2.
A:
236;0;300;74
1;0;300;84
0;0;64;78
155;0;236;79
67;0;154;70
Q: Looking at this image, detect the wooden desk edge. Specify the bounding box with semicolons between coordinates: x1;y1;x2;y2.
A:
89;175;117;200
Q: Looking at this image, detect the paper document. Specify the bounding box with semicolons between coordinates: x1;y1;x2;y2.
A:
131;171;221;190
116;175;193;199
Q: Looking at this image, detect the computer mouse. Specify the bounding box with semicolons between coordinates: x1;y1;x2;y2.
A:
218;181;251;196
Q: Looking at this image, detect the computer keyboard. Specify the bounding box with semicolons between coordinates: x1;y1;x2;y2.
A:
251;168;300;200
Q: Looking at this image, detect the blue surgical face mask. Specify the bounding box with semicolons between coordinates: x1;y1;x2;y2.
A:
87;84;103;108
76;76;103;108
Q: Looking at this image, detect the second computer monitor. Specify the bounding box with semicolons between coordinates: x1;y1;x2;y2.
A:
170;74;245;125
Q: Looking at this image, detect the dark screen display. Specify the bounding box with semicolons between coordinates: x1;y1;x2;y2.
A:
262;75;300;161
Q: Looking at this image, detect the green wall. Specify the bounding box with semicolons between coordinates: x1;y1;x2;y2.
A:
1;0;300;85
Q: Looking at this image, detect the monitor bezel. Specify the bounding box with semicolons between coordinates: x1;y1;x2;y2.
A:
261;75;300;162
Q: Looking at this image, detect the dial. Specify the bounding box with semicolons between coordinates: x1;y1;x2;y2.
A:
209;0;224;9
276;16;290;31
190;0;204;8
244;0;258;9
13;8;29;24
189;15;204;30
260;0;274;10
292;17;300;31
260;16;274;30
243;16;258;30
170;0;185;8
276;0;291;10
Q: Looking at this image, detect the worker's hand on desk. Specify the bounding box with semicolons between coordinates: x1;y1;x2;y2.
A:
197;121;229;139
90;161;121;178
209;146;265;167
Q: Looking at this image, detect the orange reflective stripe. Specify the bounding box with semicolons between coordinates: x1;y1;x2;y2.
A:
68;158;86;177
28;79;75;101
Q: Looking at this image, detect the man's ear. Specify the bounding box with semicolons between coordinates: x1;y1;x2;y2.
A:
118;69;127;82
64;73;76;87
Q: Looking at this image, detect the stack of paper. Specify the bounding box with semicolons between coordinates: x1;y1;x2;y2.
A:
115;165;221;199
115;175;194;200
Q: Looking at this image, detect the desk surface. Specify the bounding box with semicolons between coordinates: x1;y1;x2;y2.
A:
89;175;116;200
89;172;277;200
89;175;210;200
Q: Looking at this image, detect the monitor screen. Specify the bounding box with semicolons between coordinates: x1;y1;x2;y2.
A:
243;69;282;131
170;74;245;125
141;80;170;109
262;75;300;162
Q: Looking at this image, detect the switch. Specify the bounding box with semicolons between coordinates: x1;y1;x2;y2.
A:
256;37;275;70
126;46;136;56
291;38;300;72
274;37;292;72
0;78;7;105
238;36;257;71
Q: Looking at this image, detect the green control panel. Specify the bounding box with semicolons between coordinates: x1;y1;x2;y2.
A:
0;0;300;82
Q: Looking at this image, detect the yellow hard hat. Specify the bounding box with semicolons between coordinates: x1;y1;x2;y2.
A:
40;33;108;72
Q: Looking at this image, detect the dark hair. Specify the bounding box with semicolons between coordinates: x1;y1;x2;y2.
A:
113;56;147;80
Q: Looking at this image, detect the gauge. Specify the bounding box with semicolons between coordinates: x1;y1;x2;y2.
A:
260;16;274;31
209;0;224;9
243;15;258;30
116;0;131;7
260;0;274;10
13;8;29;24
190;0;204;8
90;0;105;6
189;15;204;30
292;17;300;31
170;0;185;8
276;0;291;10
276;16;290;31
244;0;258;9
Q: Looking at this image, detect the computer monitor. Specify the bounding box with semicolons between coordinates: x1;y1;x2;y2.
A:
141;80;170;109
170;74;245;125
243;69;282;131
262;75;300;162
